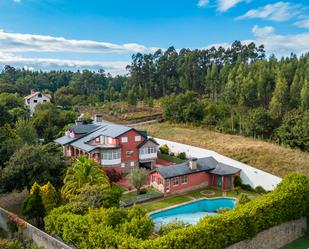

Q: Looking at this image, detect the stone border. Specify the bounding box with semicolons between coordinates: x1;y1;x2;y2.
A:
148;196;236;216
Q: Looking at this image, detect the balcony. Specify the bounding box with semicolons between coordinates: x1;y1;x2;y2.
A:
139;152;157;161
101;158;121;165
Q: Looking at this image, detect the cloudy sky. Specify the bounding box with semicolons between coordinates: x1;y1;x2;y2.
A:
0;0;308;75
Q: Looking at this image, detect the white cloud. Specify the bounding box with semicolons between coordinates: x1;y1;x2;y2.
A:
197;0;209;8
0;52;129;75
0;30;153;53
202;25;309;56
251;25;275;37
294;19;309;29
217;0;248;12
237;2;301;22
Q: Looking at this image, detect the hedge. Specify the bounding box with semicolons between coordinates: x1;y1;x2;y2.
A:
45;174;309;249
157;152;185;164
137;174;309;249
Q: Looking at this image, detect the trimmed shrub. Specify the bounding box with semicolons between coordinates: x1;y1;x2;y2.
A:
139;188;147;195
105;168;122;183
255;186;267;194
237;194;251;205
241;184;254;191
233;176;242;187
176;152;187;160
158;220;189;236
159;144;169;154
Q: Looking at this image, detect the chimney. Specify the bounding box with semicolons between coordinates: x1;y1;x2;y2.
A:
31;89;36;94
188;157;198;170
75;120;83;125
93;114;103;123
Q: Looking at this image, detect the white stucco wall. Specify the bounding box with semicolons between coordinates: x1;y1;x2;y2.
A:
25;93;51;115
154;138;282;191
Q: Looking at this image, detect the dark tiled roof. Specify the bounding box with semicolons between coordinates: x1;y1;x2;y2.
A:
54;136;77;145
55;122;145;152
154;157;240;179
154;157;218;179
209;163;241;176
68;124;100;134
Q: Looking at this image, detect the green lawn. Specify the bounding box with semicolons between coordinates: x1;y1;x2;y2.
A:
140;195;192;212
140;187;262;213
281;236;309;249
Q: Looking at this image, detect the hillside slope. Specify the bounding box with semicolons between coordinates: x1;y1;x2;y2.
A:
138;123;309;177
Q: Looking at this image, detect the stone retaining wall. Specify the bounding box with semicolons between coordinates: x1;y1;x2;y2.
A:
225;217;307;249
0;208;73;249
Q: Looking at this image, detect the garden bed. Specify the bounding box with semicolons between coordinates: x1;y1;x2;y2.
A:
157;152;185;164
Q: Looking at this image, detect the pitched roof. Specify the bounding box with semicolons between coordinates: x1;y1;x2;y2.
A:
55;122;143;152
137;138;159;148
24;91;52;100
154;157;218;179
209;163;241;176
153;157;240;179
54;135;78;145
68;124;100;134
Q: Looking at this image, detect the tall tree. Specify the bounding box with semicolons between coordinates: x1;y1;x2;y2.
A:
269;69;289;119
61;156;110;198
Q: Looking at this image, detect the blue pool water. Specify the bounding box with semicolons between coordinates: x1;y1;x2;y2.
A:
150;198;235;228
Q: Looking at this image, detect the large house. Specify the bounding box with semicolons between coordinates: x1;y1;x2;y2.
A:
55;121;159;173
149;157;240;195
24;91;51;115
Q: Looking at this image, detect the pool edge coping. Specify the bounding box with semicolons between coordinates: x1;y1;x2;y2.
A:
147;196;237;216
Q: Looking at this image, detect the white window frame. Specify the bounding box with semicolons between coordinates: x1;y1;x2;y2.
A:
102;150;120;160
166;179;170;192
130;161;135;167
121;137;128;143
172;177;179;186
181;175;188;184
121;163;125;168
152;175;156;183
135;135;141;142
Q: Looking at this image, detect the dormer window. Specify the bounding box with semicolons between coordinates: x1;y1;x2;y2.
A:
38;93;42;98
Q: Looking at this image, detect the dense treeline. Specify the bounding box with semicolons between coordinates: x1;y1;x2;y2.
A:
0;66;127;106
125;41;309;151
0;41;308;151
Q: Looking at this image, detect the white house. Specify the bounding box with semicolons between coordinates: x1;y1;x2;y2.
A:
24;91;52;116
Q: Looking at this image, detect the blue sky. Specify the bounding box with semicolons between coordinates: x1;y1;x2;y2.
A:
0;0;308;75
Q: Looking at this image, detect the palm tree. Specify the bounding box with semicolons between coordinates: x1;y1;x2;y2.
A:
61;155;110;198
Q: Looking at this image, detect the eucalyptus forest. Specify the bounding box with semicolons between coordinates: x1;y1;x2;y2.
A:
0;41;308;151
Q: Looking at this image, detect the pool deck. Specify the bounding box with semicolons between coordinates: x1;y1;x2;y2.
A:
148;196;237;216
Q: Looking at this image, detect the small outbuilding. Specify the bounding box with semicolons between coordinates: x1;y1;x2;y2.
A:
149;157;240;195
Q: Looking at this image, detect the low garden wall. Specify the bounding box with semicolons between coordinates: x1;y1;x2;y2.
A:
121;192;164;207
0;207;73;249
225;217;307;249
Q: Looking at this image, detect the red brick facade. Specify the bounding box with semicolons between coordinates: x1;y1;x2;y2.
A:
150;171;240;195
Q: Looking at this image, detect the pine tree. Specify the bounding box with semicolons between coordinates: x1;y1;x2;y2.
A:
269;70;289;119
22;184;46;227
300;79;309;110
40;182;58;213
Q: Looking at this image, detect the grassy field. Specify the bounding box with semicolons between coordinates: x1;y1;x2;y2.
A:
137;123;309;178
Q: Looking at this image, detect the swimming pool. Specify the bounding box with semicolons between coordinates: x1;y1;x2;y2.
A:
150;198;235;228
